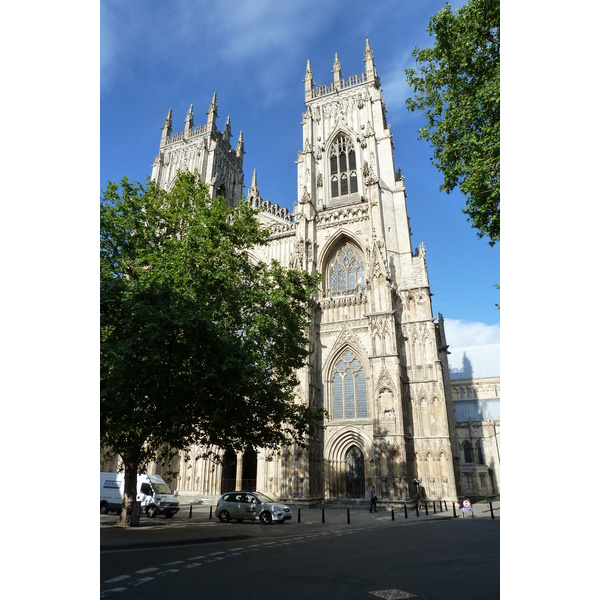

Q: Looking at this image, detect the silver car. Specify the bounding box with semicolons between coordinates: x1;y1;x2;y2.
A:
216;491;292;524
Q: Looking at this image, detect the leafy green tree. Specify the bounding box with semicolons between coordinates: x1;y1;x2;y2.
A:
101;172;321;524
406;0;500;245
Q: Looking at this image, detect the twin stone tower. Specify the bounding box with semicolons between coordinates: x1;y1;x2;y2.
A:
147;40;459;505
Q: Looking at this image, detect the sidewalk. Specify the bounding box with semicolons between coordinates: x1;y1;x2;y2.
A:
100;501;498;551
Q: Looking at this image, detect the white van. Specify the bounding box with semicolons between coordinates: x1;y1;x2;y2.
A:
100;472;180;518
136;474;180;518
100;472;124;514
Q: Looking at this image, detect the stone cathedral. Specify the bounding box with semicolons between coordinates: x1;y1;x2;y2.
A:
139;40;460;505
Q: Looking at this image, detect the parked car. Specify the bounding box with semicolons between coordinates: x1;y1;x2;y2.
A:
215;491;292;524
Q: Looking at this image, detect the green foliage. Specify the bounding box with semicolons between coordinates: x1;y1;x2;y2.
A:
101;172;322;513
406;0;500;245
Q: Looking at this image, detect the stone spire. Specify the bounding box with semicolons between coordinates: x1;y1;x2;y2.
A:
184;104;194;137
207;92;218;133
236;130;244;158
247;168;259;207
364;37;378;84
332;53;342;90
304;59;313;99
160;108;172;146
223;115;232;146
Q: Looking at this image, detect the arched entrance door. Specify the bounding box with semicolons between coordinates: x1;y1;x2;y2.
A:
345;446;365;498
241;448;257;491
220;450;237;493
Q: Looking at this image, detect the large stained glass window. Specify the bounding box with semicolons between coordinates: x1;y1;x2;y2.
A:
332;351;367;420
329;243;365;296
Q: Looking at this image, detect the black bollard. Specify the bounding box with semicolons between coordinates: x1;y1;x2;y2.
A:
433;502;437;514
391;507;395;521
322;508;325;523
416;502;420;517
298;508;301;523
347;509;350;524
209;505;213;519
489;502;495;519
439;501;443;513
189;504;193;518
424;502;428;516
444;500;448;511
452;502;457;518
404;504;408;519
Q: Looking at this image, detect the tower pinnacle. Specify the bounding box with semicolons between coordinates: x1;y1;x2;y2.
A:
224;115;232;146
236;130;244;158
304;59;314;99
160;108;172;146
207;92;218;133
332;53;342;90
364;37;378;84
184;104;194;136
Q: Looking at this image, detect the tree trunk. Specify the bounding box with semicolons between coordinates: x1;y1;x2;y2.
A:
119;460;139;526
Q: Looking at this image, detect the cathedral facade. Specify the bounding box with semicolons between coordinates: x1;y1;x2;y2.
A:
118;41;460;505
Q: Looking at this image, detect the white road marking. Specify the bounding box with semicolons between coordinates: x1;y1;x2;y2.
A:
135;567;159;574
369;590;418;599
132;577;155;586
157;569;180;576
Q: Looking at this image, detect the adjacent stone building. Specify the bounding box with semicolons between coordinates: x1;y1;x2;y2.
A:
103;40;467;506
447;344;500;498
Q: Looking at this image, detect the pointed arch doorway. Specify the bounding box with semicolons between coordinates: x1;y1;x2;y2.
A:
220;448;258;493
220;450;237;493
345;445;365;498
241;448;257;491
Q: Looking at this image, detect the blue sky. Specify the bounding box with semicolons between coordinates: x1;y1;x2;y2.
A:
100;0;499;347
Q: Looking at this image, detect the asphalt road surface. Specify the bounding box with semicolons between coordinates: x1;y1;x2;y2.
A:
101;510;499;599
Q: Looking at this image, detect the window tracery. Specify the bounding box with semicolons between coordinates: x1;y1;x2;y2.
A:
332;350;367;420
328;242;365;296
329;133;358;198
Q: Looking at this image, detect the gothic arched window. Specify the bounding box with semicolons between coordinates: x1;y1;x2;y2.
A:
328;242;365;296
330;134;358;198
332;350;367;420
476;440;485;465
463;441;474;463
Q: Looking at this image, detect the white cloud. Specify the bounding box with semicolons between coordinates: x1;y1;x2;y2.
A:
442;318;499;348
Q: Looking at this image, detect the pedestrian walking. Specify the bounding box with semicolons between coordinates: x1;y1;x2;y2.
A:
370;485;378;512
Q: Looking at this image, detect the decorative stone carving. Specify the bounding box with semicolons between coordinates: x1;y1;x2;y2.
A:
377;387;395;420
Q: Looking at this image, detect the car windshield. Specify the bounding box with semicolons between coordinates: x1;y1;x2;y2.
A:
151;482;172;494
253;492;275;503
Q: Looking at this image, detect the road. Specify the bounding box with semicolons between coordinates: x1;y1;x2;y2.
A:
101;505;499;599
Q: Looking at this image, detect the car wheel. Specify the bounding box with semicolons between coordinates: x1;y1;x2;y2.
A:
260;511;272;524
218;510;231;523
100;502;108;515
146;505;158;518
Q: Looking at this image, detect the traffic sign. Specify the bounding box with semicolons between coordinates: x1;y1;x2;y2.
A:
462;499;472;511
